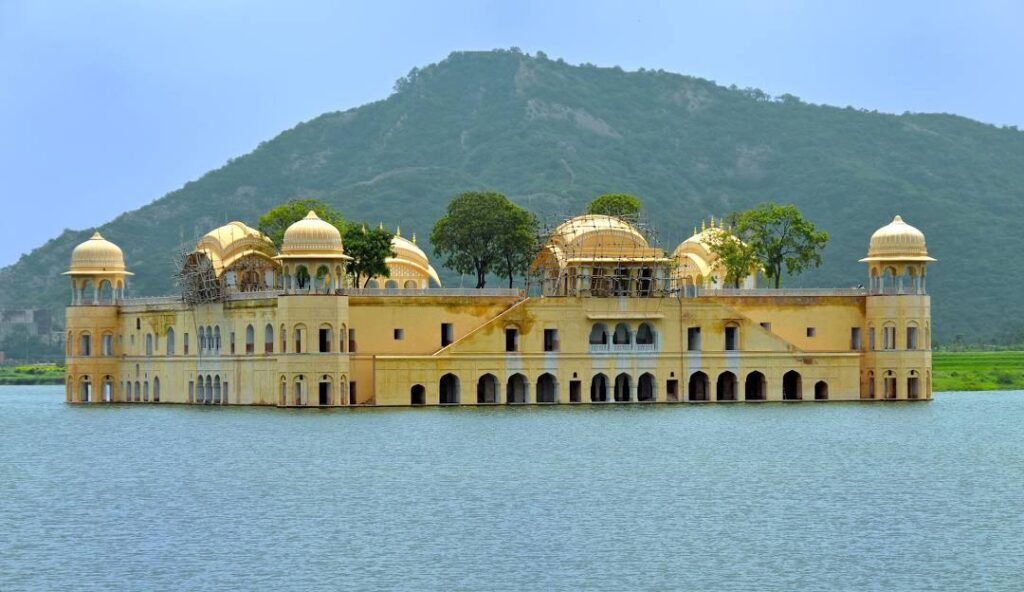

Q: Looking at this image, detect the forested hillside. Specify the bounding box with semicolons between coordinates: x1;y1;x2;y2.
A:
3;49;1022;343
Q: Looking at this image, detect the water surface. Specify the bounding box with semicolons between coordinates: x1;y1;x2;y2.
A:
1;386;1022;591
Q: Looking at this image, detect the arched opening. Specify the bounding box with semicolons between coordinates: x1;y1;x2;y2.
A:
884;371;897;399
318;375;332;406
199;326;206;352
636;323;655;346
213;375;222;404
166;327;175;356
688;371;709;401
366;279;379;289
280;324;287;353
98;280;114;304
196;377;204;403
145;333;154;356
205;376;213;404
614;372;632;402
590;373;609;402
79;376;92;402
507;373;528;404
440;373;460;405
814;380;828;400
477;374;499;404
102;376;113;402
907;370;920;400
637;373;656;402
318;323;332;353
79;279;94;305
410;384;425;405
293;324;305;354
246;324;255;354
385;279;398;289
293;377;303;406
404;280;417;289
589;323;608;345
279;378;287;406
264;323;274;354
316;265;331;293
536;373;557;403
612;323;631;345
783;370;802;400
295;265;311;290
745;371;766;401
716;371;737;401
152;376;160;402
143;380;150;402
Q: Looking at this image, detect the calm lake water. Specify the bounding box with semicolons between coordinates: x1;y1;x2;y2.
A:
1;386;1022;592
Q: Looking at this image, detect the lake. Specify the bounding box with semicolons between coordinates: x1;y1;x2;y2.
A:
1;386;1022;591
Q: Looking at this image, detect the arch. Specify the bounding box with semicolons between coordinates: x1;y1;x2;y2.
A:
315;265;331;293
199;326;206;351
79;331;92;356
507;373;528;404
439;373;460;404
536;373;558;403
214;375;222;404
590;373;609;402
612;323;631;345
614;372;632;402
134;380;141;402
79;278;94;305
196;376;205;403
744;371;766;401
145;333;154;356
280;324;287;353
865;370;876;399
477;373;499;404
213;326;221;352
245;324;255;354
279;377;287;406
79;375;92;402
205;375;213;404
366;279;379;289
907;370;921;400
589;323;608;345
716;371;737;401
884;370;897;399
688;371;709;401
404;280;418;289
385;279;399;289
635;323;655;345
102;376;114;402
317;374;333;406
153;376;161;402
295;265;311;290
814;380;828;400
293;376;303;406
410;384;426;405
264;323;274;354
293;324;306;354
98;279;114;304
782;370;802;400
317;323;333;353
101;332;114;357
637;372;656;402
166;327;175;356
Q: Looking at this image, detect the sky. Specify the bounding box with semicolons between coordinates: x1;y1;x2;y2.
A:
1;0;1022;266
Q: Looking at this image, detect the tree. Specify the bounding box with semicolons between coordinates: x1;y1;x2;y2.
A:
585;193;642;222
430;192;537;289
704;225;758;288
257;199;344;248
344;223;395;288
729;203;829;289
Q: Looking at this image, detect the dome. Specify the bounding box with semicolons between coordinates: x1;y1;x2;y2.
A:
861;215;936;262
389;233;442;287
277;211;349;259
551;214;647;249
197;221;277;276
65;232;131;275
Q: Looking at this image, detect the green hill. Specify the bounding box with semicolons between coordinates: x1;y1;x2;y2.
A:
3;49;1022;344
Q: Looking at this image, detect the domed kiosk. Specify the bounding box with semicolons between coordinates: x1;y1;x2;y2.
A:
64;232;132;304
364;229;442;289
670;218;757;292
860;215;936;294
274;211;351;293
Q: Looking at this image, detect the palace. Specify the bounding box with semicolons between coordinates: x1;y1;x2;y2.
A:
64;212;934;406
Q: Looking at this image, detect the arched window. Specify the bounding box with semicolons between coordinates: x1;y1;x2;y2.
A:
293;376;303;406
199;327;206;352
166;327;175;356
716;371;737;401
590;373;609;402
385;280;398;289
205;376;213;404
884;371;897;399
98;280;114;304
477;374;498;404
264;323;274;354
213;326;221;352
410;384;426;405
366;279;379;289
246;324;255;354
101;332;114;357
214;375;222;404
589;323;608;345
906;322;919;350
637;373;655;402
688;371;708;401
153;377;161;402
612;323;631;345
883;323;896;350
745;371;766;401
907;370;921;400
507;373;528;404
134;380;141;402
783;370;802;400
404;280;418;289
79;332;92;356
143;380;149;402
293;324;305;354
636;323;655;346
614;373;631;401
280;325;287;353
814;380;828;400
537;373;558;403
439;374;460;404
145;333;153;356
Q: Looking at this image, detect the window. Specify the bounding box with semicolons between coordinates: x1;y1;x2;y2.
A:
102;334;113;357
569;380;581;403
441;323;454;347
394;328;405;341
850;327;862;351
806;327;816;338
760;322;772;331
294;327;303;354
868;327;875;351
184;333;190;355
543;329;558;352
884;325;896;350
145;334;153;356
319;327;331;353
349;381;357;405
264;324;274;354
166;328;175;356
348;328;357;353
80;333;92;356
246;325;255;354
907;326;918;350
666;379;679;402
230;331;236;355
505;328;518;352
725;326;738;351
687;327;701;351
136;318;141;330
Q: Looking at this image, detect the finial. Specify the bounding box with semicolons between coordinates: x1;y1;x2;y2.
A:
396;225;401;237
710;215;716;228
693;226;697;236
361;224;367;234
893;215;904;224
412;233;417;244
378;221;384;231
305;210;319;220
91;232;103;240
701;219;706;232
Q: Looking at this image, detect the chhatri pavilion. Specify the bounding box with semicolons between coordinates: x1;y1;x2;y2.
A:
64;212;934;406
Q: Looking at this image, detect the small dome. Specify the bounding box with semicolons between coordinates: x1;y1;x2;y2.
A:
389;234;442;287
280;211;345;256
67;232;128;274
864;215;934;261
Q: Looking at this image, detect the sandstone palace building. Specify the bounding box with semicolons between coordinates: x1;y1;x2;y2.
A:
64;212;934;406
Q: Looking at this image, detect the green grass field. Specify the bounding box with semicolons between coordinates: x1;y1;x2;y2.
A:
933;351;1024;391
0;364;64;385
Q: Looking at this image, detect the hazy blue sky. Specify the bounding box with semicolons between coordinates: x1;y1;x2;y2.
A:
2;0;1021;266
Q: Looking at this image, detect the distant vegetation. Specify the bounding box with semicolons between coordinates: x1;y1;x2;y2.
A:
1;49;1022;343
932;352;1024;391
0;364;64;385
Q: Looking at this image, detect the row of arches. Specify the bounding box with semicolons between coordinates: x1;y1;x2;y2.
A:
278;374;351;406
113;322;355;358
863;369;930;399
67;375;160;403
415;369;827;405
588;322;657;347
189;375;229;405
69;278;126;305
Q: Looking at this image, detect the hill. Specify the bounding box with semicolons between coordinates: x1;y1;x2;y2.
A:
2;49;1022;344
